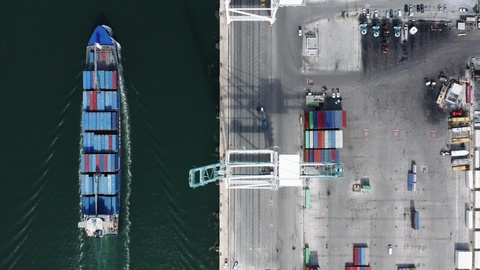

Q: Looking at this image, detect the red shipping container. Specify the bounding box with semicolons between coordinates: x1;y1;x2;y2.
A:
89;91;94;111
332;149;337;162
353;247;359;265
84;154;89;172
104;154;108;172
113;71;118;89
96;154;100;172
314;150;320;162
306;112;311;130
108;135;113;151
318;111;325;128
342;110;347;128
304;150;310;162
467;84;472;104
319;131;324;148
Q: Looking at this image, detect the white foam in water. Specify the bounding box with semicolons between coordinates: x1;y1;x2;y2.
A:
78;107;85;268
116;41;132;270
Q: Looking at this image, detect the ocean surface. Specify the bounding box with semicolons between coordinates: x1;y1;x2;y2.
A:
0;1;220;269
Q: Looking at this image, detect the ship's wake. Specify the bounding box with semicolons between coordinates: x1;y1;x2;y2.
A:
117;41;132;270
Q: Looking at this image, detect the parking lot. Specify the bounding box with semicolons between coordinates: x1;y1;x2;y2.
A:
302;17;480;269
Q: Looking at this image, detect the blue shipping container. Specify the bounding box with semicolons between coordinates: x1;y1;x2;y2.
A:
82;197;96;215
81;175;95;195
413;211;419;230
358;247;365;265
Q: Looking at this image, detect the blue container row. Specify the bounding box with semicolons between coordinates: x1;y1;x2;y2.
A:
358;247;366;266
80;154;119;173
82;196;119;215
83;91;119;111
82;112;118;131
83;133;119;153
81;174;119;195
82;71;118;90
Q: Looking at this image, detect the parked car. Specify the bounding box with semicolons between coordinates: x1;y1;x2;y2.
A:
298;26;302;36
388;244;393;255
374;9;378;18
404;4;409;12
416;4;420;12
336;88;340;98
438;4;442;11
443;4;447;13
409;5;414;16
398;10;402;17
389;9;394;18
420;4;424;13
452;109;464;117
233;261;239;270
459;8;468;12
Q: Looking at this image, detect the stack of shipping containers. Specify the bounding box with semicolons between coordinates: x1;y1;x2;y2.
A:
346;246;370;270
304;110;347;163
80;67;120;216
397;267;417;270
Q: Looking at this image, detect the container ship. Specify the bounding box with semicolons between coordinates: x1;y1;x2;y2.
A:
78;25;121;238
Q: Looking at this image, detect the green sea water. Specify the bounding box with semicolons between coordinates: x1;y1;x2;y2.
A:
0;1;219;269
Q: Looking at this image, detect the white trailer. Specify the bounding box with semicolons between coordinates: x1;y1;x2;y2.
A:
475;130;480;148
467;170;474;189
476;150;480;168
467;209;473;228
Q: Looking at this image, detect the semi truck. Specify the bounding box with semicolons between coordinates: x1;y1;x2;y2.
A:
408;172;416;191
413;210;419;230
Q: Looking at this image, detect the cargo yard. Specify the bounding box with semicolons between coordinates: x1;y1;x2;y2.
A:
206;0;480;269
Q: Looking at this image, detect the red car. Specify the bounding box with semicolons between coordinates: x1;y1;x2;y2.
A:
452;109;464;117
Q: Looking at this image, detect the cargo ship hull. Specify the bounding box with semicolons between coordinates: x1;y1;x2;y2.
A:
78;25;122;238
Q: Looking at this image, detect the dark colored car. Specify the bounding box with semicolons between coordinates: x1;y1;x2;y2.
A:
420;4;424;13
417;4;420;12
389;9;393;18
404;4;409;12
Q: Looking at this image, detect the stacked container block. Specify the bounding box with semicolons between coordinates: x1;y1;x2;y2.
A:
304;149;340;163
304;110;347;130
398;268;416;270
345;267;371;270
82;71;118;90
351;246;369;269
80;64;120;217
304;130;343;149
304;110;346;163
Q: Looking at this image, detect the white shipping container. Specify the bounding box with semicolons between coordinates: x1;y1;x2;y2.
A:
336;130;343;149
476;150;480;168
476;190;480;209
476;130;480;148
475;251;480;268
476;231;480;249
456;250;473;269
467;170;474;189
476;210;480;229
467;209;473;228
475;171;480;189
